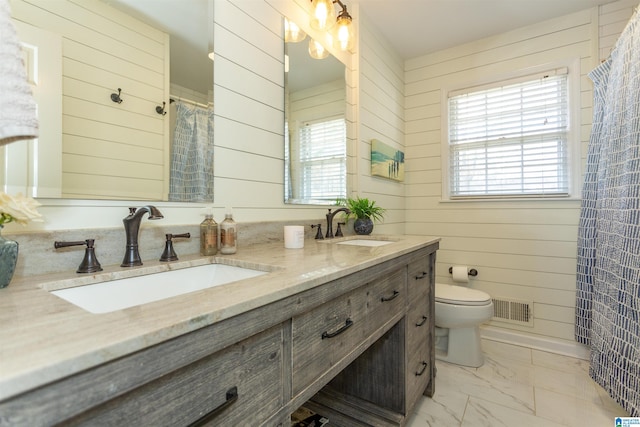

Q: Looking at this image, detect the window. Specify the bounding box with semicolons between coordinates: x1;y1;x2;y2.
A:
447;69;571;199
286;116;346;202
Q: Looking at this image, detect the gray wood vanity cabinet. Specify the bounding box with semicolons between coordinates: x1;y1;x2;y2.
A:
0;242;436;427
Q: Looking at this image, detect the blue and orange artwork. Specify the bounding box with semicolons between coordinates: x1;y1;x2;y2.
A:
371;139;404;182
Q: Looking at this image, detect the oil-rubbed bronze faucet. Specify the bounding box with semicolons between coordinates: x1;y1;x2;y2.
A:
54;239;102;273
325;208;350;238
159;232;191;262
121;206;164;267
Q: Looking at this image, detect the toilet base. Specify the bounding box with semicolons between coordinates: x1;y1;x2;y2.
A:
435;325;485;367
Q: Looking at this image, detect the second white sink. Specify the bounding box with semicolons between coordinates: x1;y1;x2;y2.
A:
51;264;267;314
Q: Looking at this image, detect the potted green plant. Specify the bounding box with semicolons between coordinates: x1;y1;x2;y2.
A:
337;197;385;235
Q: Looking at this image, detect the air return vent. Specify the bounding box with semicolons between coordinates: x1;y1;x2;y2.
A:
491;298;533;327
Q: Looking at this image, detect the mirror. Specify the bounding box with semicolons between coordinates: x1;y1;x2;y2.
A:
5;0;213;202
284;19;347;205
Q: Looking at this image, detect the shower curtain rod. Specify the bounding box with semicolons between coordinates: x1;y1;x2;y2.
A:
169;96;212;109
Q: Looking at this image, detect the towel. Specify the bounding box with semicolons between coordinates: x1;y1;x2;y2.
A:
0;0;38;146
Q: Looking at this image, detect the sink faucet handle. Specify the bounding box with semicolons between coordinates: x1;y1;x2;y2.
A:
311;223;324;240
54;239;103;274
336;222;345;237
160;232;191;262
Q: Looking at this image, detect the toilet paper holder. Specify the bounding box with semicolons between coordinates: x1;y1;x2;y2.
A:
448;266;478;277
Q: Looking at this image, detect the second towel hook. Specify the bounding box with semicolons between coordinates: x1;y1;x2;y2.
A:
156;101;167;115
110;88;123;104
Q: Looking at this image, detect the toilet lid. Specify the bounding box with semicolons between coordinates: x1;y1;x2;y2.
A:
436;283;491;306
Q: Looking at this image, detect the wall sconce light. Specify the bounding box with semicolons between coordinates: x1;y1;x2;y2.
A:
310;0;336;31
333;3;354;51
284;17;306;43
309;0;354;53
308;38;330;59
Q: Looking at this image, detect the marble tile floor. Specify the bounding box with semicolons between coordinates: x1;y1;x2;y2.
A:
406;339;629;427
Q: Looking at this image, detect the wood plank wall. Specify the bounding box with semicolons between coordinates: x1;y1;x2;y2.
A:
599;0;638;60
356;14;406;235
11;0;169;201
213;0;358;222
403;2;635;344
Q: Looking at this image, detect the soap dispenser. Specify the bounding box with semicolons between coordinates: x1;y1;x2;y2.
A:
200;213;218;256
220;212;237;254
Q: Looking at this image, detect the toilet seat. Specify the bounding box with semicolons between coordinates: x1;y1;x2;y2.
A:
436;283;491;306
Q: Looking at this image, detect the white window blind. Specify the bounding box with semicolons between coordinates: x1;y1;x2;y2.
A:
297;116;346;201
448;71;570;198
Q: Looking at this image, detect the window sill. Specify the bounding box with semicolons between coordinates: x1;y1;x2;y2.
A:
439;196;582;204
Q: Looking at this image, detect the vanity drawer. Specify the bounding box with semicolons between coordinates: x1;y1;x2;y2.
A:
292;286;369;396
406;333;430;409
65;326;283;426
365;267;406;336
407;256;431;303
406;290;430;355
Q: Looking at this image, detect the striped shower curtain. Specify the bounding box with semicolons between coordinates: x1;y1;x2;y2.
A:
575;7;640;417
169;101;214;202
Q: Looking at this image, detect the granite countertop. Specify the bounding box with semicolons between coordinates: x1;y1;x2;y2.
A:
0;234;439;402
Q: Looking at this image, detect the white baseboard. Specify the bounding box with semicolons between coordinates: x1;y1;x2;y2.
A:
480;325;590;360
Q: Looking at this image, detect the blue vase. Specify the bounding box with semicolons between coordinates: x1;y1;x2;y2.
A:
0;225;19;288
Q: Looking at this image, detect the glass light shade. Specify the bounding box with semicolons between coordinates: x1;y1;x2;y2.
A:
308;38;330;59
310;0;336;31
333;14;354;51
284;18;306;43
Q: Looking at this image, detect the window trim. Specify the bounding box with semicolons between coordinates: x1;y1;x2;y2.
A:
440;60;582;202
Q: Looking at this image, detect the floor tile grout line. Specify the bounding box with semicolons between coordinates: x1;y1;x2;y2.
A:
459;394;470;427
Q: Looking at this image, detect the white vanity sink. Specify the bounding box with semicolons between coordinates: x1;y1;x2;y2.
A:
51;264;267;314
336;239;394;247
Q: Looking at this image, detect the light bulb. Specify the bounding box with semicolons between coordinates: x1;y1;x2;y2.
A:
308;38;329;59
310;0;336;31
284;17;306;43
333;9;354;51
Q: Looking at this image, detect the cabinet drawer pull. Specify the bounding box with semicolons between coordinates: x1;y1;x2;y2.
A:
416;315;427;327
188;386;238;427
321;318;353;339
381;290;400;302
415;361;428;376
415;271;428;280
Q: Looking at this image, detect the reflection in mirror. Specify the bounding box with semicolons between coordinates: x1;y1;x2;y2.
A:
5;0;213;202
284;18;347;205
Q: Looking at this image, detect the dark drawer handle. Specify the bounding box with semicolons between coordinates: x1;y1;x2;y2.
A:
321;318;353;339
416;315;428;327
415;361;428;376
381;290;400;302
188;386;238;427
415;271;428;280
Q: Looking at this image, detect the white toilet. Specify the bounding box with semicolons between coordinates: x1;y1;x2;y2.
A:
435;283;493;367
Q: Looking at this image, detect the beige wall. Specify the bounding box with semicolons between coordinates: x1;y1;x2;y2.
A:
356;11;406;235
403;2;635;348
11;0;170;201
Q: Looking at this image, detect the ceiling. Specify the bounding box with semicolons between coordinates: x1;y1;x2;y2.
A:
354;0;617;59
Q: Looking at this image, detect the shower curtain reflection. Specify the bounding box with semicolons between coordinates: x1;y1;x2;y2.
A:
169;101;214;202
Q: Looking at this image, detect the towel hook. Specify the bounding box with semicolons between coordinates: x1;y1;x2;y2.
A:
110;88;123;104
155;101;167;116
